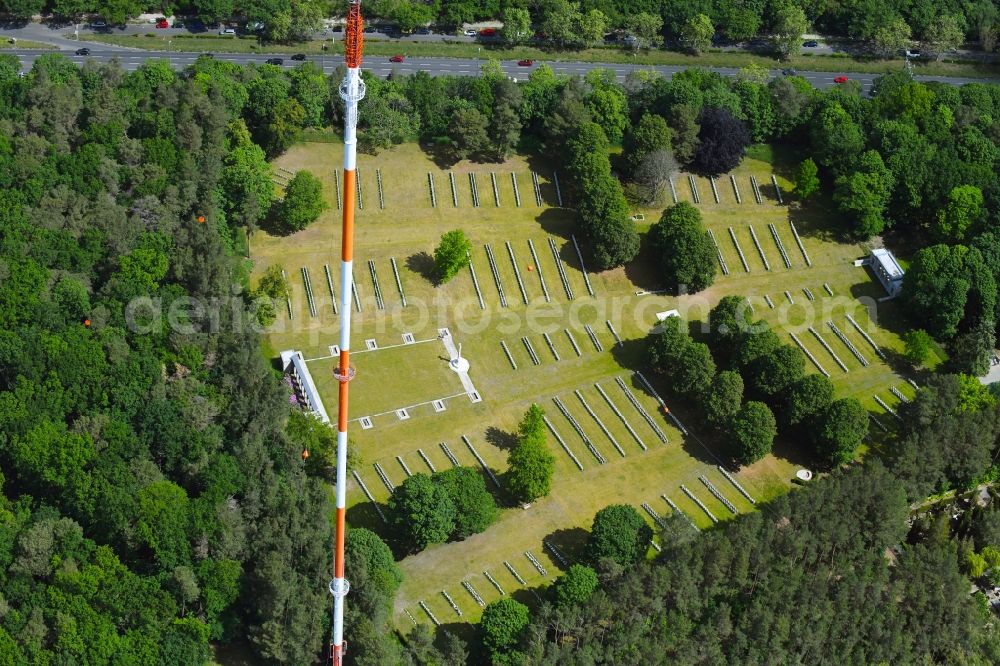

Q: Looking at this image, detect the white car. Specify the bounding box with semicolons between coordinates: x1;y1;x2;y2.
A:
219;27;236;35
463;29;477;36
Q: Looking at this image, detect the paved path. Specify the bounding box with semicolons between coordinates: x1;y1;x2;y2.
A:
439;329;478;397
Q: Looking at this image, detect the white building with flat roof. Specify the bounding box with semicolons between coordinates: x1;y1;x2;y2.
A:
868;248;904;298
280;350;331;424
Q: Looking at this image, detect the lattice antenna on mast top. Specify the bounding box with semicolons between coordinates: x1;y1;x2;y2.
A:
344;0;364;69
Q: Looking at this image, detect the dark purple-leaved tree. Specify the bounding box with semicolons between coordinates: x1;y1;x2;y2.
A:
693;107;751;175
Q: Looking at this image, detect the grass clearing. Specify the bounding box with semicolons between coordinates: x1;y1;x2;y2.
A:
0;40;57;50
254;141;914;629
86;33;1000;79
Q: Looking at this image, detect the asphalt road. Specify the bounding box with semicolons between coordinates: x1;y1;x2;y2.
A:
8;48;998;94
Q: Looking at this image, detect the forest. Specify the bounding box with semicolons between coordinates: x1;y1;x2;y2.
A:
1;0;997;56
0;53;340;663
0;0;997;56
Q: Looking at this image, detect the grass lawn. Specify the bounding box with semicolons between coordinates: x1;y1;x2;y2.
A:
86;33;1000;79
252;141;913;630
0;40;57;50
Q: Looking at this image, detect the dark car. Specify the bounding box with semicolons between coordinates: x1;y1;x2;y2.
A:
781;68;797;76
414;27;431;34
75;47;90;55
363;26;376;33
389;54;405;62
265;57;284;65
188;20;205;30
291;53;306;61
199;52;214;59
802;40;818;47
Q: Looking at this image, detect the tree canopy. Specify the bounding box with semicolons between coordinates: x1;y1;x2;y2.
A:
586;504;653;567
647;202;716;293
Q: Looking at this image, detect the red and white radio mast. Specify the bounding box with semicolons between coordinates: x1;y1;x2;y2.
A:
330;3;365;664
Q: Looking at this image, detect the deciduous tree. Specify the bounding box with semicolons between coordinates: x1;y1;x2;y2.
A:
626;13;664;49
730;400;777;465
501;7;532;44
813;398;869;467
771;5;809;58
552;564;599;607
388;473;456;553
795;158;820;199
586;504;653;566
480;598;530;655
623;112;672;173
903;329;935;367
681;13;714;54
935;184;984;242
277;170;327;233
693;107;751;175
432;467;499;539
647;202;716;292
433;229;472;284
705;370;744;426
785;374;835;426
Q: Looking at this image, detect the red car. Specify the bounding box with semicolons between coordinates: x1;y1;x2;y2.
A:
517;59;534;66
834;75;848;84
155;18;169;28
389;54;405;62
479;27;496;36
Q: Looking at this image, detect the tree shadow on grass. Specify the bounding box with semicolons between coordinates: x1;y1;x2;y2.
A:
622;236;664;293
485;426;517;451
609;336;650;373
434;622;479;656
406;251;436;283
421;139;460;170
345;500;392;540
536;207;578;238
543;526;590;565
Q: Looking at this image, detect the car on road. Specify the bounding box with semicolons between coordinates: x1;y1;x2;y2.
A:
463;29;477;36
155;18;169;28
517;59;534;66
75;47;90;55
219;27;236;35
90;20;106;28
389;54;405;62
479;28;496;36
363;26;376;33
199;53;214;58
781;68;797;76
291;53;306;61
802;40;818;47
414;27;431;35
834;75;848;84
265;57;284;65
905;49;922;58
188;20;204;30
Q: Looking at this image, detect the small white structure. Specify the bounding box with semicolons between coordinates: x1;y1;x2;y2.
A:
656;309;681;322
866;248;905;298
280;350;331;424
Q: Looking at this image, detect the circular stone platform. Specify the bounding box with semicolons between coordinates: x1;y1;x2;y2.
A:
449;357;470;373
